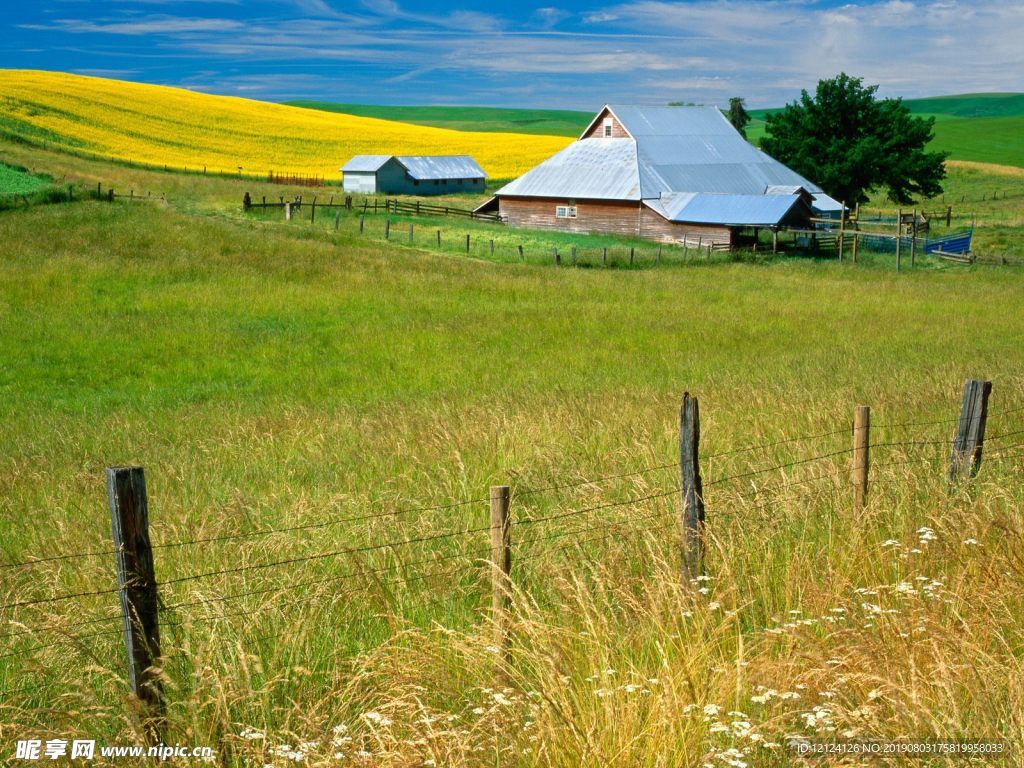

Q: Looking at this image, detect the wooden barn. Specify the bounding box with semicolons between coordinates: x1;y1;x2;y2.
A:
341;155;486;196
476;105;842;246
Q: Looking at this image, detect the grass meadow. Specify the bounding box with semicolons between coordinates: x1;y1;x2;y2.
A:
2;136;1024;766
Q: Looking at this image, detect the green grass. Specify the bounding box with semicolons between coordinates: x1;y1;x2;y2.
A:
284;101;592;137
904;92;1024;118
3;139;1024;766
0;162;50;195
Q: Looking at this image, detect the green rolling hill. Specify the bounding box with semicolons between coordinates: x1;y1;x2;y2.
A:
291;93;1024;169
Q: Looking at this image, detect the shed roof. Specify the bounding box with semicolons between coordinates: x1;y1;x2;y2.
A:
339;154;486;179
341;155;393;173
645;192;808;226
397;155;486;180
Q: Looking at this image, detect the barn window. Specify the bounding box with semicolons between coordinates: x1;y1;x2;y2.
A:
556;205;577;219
603;117;613;137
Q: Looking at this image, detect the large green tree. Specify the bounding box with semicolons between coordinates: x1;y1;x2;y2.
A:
760;73;947;204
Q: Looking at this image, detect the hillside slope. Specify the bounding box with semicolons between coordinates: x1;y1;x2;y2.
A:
285;101;592;137
0;71;572;179
747;92;1024;168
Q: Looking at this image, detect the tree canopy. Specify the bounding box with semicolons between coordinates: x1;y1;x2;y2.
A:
760;73;947;205
726;97;751;138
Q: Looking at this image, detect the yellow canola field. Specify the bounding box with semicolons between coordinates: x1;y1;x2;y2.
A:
0;70;572;180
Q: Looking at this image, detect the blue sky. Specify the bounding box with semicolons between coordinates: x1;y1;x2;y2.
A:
5;1;1023;109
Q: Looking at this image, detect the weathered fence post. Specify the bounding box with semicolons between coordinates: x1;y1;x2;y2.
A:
437;230;441;247
949;379;992;482
629;247;635;265
107;467;164;743
601;247;607;266
310;196;317;223
96;182;102;200
490;485;512;660
895;208;902;272
490;239;494;256
465;234;470;253
385;219;390;240
243;192;251;211
359;215;365;234
285;201;291;221
910;208;917;267
838;201;846;261
571;246;577;264
552;248;559;265
852;405;870;514
334;211;341;231
679;393;704;580
408;223;414;242
518;244;524;261
108;188;114;203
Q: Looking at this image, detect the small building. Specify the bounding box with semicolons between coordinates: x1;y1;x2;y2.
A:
340;155;486;195
476;105;842;246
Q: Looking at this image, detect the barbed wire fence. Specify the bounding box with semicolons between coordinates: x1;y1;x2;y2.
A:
1;378;1022;741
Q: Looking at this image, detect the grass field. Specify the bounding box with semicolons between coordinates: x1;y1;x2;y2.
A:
0;163;50;195
2;138;1024;766
0;71;571;181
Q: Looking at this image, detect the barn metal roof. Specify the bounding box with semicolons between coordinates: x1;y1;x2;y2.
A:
397;155;486;180
496;138;640;200
340;155;392;173
496;105;833;226
645;192;807;226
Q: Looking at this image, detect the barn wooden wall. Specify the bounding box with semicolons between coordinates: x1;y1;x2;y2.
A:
499;197;732;245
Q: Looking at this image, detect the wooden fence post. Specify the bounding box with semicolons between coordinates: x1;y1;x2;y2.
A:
465;234;470;253
108;189;115;203
408;223;414;242
243;192;251;211
949;379;992;482
601;247;607;266
490;485;512;660
657;245;662;265
385;219;390;240
852;405;870;514
359;215;365;234
285;201;291;221
107;467;164;742
571;246;577;264
518;244;524;261
679;393;704;580
552;248;559;265
895;208;902;272
335;211;341;231
910;208;917;267
310;197;317;223
629;247;635;265
838;201;846;261
437;230;441;247
96;182;102;200
490;239;494;256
